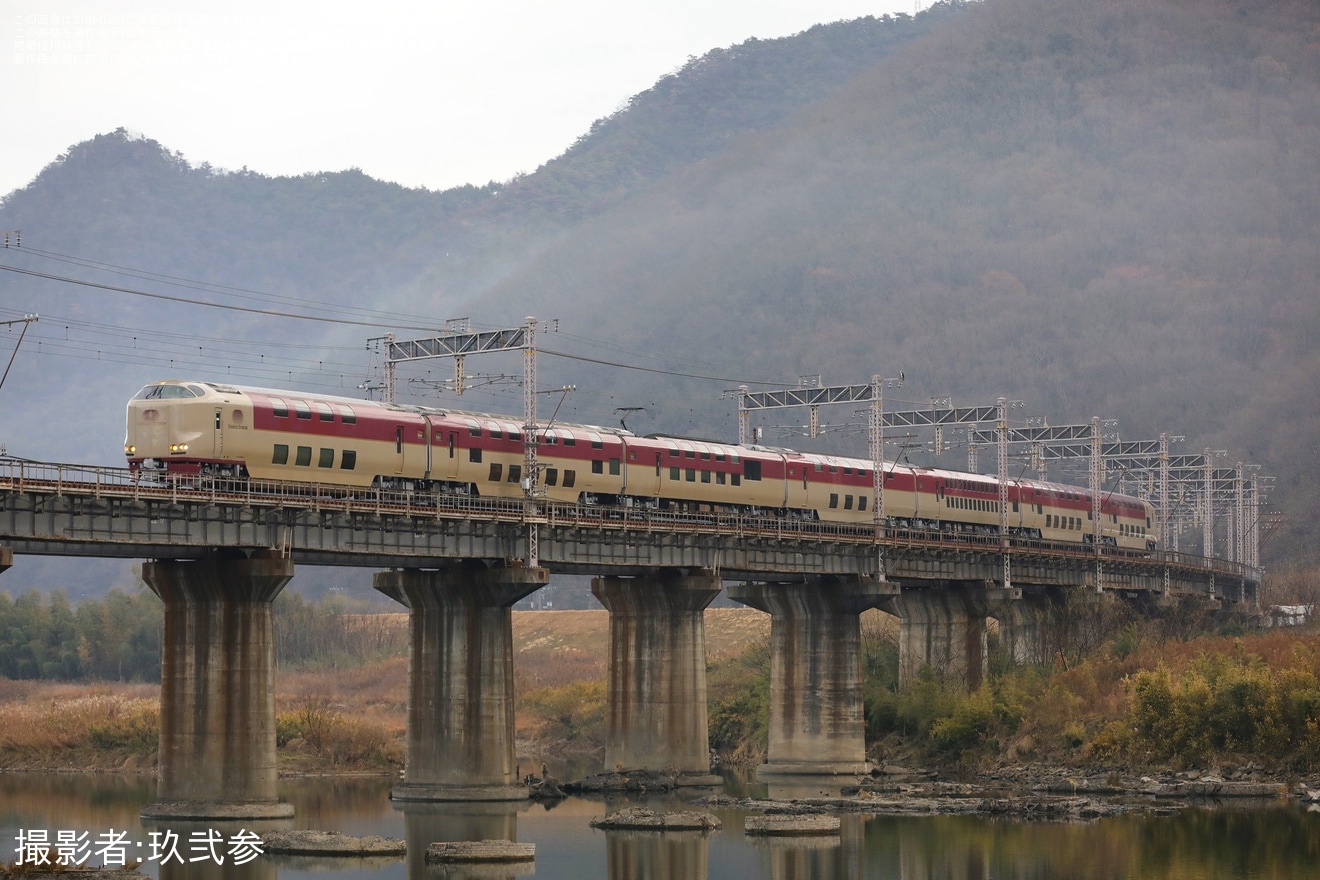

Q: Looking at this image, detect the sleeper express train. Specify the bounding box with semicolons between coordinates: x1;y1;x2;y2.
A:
124;379;1157;551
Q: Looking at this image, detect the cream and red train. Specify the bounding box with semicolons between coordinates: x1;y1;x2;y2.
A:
125;379;1157;550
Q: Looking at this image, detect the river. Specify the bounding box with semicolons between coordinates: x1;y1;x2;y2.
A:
1;772;1317;878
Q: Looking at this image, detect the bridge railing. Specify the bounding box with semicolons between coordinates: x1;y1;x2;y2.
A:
0;457;1261;582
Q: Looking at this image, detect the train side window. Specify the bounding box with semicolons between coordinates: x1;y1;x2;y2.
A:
318;448;334;468
545;468;558;487
716;472;726;485
1012;500;1019;512
609;459;620;476
295;446;312;466
685;468;696;482
486;421;502;439
315;403;334;422
470;448;482;463
467;420;481;437
701;470;711;484
562;432;576;447
339;406;356;425
844;495;853;510
670;467;680;480
507;426;522;442
508;465;522;483
731;474;741;487
271;398;289;418
340;450;357;470
489;463;503;482
858;495;868;511
563;470;576;488
593;460;604;474
590;433;603;450
829;493;839;509
814;462;823;472
272;444;289;465
744;460;762;481
294;401;312;420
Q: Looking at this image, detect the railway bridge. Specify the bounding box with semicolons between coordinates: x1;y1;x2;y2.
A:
0;458;1259;818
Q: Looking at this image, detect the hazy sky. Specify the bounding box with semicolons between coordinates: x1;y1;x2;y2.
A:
3;0;920;198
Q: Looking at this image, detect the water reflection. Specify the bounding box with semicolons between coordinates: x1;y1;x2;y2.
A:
604;828;709;880
1;772;1318;879
398;801;521;879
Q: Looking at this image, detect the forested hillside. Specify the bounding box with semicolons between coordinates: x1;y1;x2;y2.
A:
1;0;1317;591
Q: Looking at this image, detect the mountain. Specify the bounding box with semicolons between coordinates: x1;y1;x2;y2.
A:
1;0;1317;593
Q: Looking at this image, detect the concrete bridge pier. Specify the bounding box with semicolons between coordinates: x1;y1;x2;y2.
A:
140;548;295;819
375;563;548;801
884;583;990;691
591;569;722;781
727;576;890;779
987;588;1053;667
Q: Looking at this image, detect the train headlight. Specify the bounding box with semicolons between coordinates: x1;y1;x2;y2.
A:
125;445;135;455
169;443;189;453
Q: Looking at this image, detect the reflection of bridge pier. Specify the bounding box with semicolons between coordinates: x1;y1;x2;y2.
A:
140;549;295;819
755;813;863;880
376;563;548;801
399;800;522;878
592;569;722;779
605;828;710;880
728;576;889;778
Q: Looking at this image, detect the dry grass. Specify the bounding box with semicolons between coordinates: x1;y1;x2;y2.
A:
0;608;770;772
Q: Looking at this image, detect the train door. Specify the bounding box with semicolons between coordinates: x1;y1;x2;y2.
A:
212;407;223;460
393;426;406;475
441;428;461;481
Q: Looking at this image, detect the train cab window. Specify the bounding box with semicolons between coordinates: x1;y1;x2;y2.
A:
508;465;522;483
701;470;711;484
469;448;482;463
339;406;356;425
315;403;334;422
271;398;289;418
272;444;289;465
829;493;839;509
340;450;357;470
545;468;558;487
844;495;853;510
294;401;312;420
486;421;503;439
318;448;334;468
745;460;762;481
563;471;575;488
859;496;868;511
295;446;312;466
670;467;680;480
686;468;696;482
467;420;481;437
609;458;620;476
187;385;207;397
489;463;503;482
